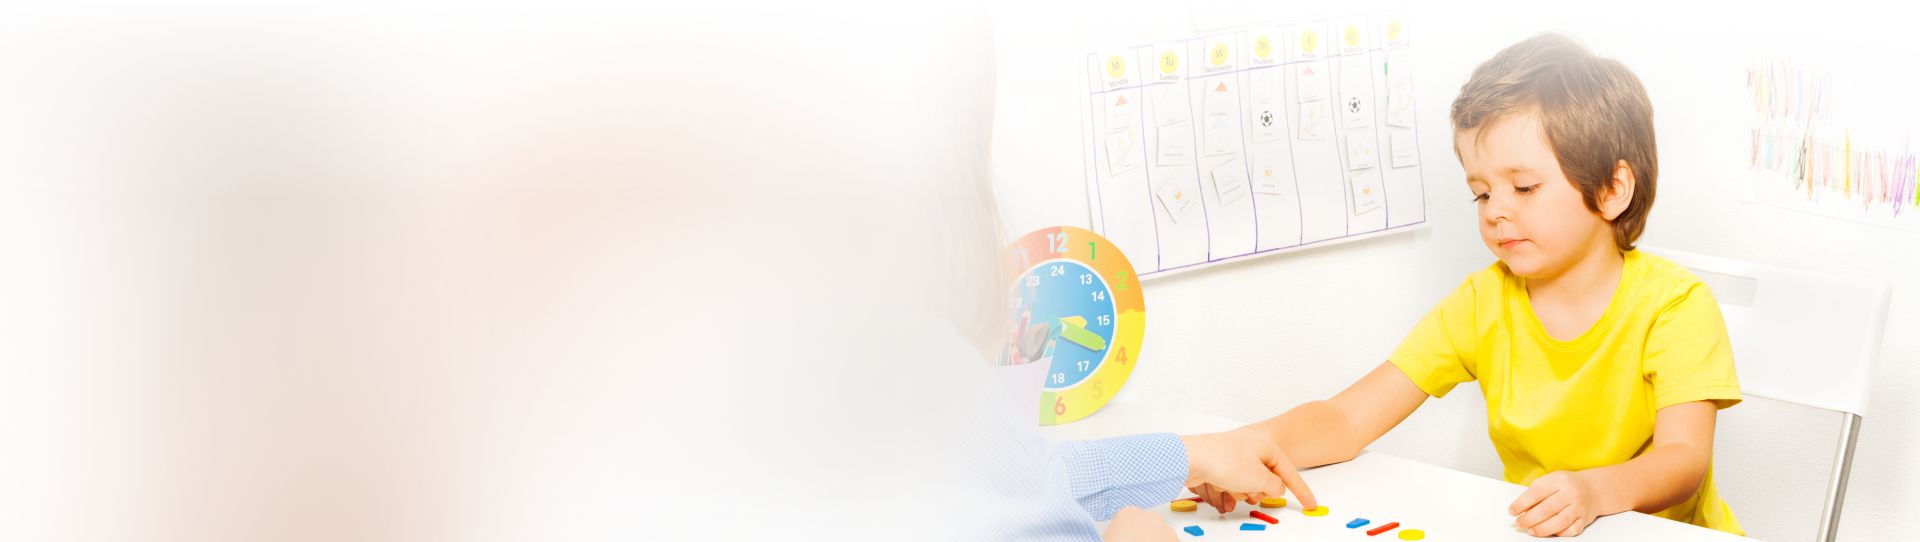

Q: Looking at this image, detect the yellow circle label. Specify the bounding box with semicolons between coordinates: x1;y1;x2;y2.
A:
1253;35;1273;60
1343;24;1360;47
1209;43;1229;66
1386;19;1403;42
1105;55;1126;79
1300;29;1318;53
1158;49;1179;74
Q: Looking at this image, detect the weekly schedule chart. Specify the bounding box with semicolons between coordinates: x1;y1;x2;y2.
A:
1082;12;1429;278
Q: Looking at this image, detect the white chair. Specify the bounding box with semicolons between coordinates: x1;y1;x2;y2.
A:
1642;247;1891;542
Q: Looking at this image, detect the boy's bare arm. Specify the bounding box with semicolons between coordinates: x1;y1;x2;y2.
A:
1509;400;1718;537
1585;400;1718;514
1245;361;1430;468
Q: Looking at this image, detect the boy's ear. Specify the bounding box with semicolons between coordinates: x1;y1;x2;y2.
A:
1600;159;1635;221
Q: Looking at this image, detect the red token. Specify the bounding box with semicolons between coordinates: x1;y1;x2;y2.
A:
1249;510;1278;524
1367;522;1401;536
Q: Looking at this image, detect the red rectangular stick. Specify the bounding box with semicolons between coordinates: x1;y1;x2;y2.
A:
1178;497;1203;502
1366;522;1400;536
1249;510;1278;524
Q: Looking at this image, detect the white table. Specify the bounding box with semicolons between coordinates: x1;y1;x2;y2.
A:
1038;399;1753;541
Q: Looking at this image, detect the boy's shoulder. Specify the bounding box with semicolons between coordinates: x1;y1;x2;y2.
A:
1628;250;1714;305
1465;259;1521;294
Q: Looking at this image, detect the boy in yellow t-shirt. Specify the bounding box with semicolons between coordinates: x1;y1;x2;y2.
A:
1185;33;1743;537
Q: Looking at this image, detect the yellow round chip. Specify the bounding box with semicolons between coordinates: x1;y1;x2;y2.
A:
1170;500;1198;512
1303;506;1329;516
1259;497;1287;508
1398;529;1425;540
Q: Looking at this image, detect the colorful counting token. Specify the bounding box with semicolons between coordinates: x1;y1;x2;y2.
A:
1366;522;1401;536
1249;510;1278;524
1347;518;1371;529
1398;529;1425;540
1258;497;1287;508
1240;523;1267;531
1170;500;1198;512
1182;525;1204;536
1303;506;1329;516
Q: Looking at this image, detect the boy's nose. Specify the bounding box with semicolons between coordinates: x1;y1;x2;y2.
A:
1481;199;1513;223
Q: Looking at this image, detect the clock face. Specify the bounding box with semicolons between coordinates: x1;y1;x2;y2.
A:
1010;258;1115;390
1004;226;1145;425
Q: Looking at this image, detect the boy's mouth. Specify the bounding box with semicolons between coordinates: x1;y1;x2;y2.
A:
1498;238;1528;249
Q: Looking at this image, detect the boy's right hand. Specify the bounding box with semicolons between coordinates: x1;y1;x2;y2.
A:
1179;428;1318;514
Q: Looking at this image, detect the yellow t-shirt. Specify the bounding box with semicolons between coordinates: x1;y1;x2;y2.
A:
1389;249;1744;535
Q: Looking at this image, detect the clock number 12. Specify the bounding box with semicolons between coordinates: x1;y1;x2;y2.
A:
1046;232;1068;254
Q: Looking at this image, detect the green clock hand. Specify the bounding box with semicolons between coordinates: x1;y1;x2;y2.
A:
1056;318;1107;351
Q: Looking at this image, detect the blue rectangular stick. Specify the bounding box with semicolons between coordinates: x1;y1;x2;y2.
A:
1240;522;1267;531
1347;518;1371;529
1182;525;1204;536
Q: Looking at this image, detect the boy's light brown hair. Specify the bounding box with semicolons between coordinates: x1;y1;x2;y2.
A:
1450;33;1657;250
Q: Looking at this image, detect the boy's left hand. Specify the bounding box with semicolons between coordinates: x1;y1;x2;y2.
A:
1509;470;1605;537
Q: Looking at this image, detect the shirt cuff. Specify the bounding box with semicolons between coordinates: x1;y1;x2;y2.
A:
1060;432;1189;520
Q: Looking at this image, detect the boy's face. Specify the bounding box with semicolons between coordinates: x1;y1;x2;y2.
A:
1455;111;1614;279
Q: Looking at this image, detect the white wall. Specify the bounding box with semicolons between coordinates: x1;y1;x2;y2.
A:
992;1;1918;541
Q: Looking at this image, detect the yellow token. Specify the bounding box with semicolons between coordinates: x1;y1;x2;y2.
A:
1259;497;1287;508
1303;506;1329;516
1399;529;1425;540
1170;500;1198;512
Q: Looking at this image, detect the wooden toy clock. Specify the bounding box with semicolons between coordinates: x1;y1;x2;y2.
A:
1003;226;1145;425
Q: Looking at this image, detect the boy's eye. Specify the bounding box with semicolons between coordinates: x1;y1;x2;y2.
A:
1515;184;1542;194
1471;192;1489;203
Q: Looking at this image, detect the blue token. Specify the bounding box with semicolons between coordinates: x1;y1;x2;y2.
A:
1347;518;1371;529
1183;525;1204;536
1240;523;1267;531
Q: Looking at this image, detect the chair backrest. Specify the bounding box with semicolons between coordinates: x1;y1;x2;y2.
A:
1642;246;1891;542
1641;247;1889;417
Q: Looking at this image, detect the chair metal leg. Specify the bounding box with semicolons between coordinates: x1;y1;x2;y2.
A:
1817;413;1862;542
